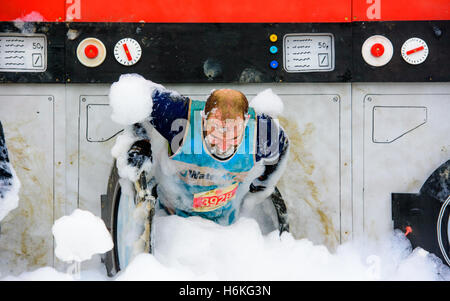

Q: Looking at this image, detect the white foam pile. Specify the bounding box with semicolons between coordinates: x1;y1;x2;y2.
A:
2;213;449;281
109;73;165;126
1;267;74;281
0;166;20;222
116;214;450;281
249;88;284;117
52;209;113;263
111;127;145;182
13;11;46;22
13;12;46;34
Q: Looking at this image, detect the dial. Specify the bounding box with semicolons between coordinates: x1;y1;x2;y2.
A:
114;38;142;66
401;38;429;65
76;37;106;67
361;35;393;67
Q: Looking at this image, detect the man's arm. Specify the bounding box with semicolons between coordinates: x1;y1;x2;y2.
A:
147;89;189;145
126;89;190;168
246;114;290;235
109;75;190;180
0;121;20;222
109;74;190;144
251;114;290;195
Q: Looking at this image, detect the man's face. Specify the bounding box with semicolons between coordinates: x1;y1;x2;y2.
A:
203;109;245;158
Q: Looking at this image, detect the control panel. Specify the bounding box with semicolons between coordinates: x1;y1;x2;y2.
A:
62;22;352;83
352;21;449;82
0;21;449;83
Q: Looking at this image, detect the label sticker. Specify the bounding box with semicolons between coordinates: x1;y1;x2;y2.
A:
283;33;334;73
192;183;239;212
0;34;47;72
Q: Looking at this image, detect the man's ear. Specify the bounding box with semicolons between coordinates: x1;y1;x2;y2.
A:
200;110;207;128
244;113;250;126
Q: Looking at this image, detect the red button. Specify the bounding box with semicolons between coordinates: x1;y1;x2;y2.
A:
371;43;384;57
84;45;98;59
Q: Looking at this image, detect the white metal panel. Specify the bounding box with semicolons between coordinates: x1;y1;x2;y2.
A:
65;85;112;219
78;95;120;216
65;85;113;272
86;103;122;142
372;106;427;143
352;83;450;241
276;94;341;249
0;85;65;274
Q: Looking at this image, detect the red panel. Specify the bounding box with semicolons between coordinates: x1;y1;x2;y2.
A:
76;0;351;23
1;0;352;23
1;0;448;23
353;0;450;21
0;0;65;22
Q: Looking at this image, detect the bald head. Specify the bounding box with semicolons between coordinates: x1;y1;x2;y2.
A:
204;89;248;121
203;89;248;158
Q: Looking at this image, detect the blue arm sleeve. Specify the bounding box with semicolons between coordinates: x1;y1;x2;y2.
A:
253;114;290;186
149;89;190;145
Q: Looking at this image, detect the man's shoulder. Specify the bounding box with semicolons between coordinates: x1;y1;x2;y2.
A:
254;113;289;163
153;89;190;106
255;113;285;135
149;89;191;144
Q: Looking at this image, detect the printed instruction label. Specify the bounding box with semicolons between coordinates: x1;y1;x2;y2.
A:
0;34;47;72
283;33;334;72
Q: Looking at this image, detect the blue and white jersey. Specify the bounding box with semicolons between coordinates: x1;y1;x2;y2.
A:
133;89;289;225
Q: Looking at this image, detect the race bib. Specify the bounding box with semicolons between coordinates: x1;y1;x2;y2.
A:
192;183;239;212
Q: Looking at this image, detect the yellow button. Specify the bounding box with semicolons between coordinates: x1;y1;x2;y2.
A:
269;34;278;42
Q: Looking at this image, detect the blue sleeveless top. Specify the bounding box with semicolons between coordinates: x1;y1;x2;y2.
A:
163;99;256;225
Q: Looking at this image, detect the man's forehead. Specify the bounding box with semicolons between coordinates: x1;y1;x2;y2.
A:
205;116;244;133
212;89;244;98
207;116;244;125
206;108;243;120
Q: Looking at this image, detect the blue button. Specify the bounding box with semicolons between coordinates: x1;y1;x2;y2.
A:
270;60;278;69
270;46;278;54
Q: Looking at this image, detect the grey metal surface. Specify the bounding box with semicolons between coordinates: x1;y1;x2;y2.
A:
2;81;449;273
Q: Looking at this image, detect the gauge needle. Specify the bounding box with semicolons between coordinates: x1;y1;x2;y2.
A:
406;46;424;55
122;43;133;61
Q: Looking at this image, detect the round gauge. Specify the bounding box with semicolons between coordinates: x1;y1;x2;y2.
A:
114;38;142;66
401;38;429;65
76;37;106;67
361;35;393;67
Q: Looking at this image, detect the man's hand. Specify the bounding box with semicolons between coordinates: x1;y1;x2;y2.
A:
249;182;266;193
127;140;152;170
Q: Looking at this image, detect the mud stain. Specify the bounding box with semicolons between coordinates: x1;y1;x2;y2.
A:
0;125;53;273
280;118;316;176
406;178;421;192
306;180;320;204
278;116;339;249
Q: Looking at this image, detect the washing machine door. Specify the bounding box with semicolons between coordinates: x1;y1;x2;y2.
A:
392;159;450;266
101;164;154;276
116;188;139;270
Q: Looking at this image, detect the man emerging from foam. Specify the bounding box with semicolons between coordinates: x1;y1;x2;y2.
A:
109;74;290;226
